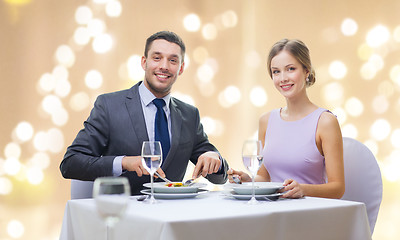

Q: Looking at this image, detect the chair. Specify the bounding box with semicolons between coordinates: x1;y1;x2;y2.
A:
341;137;383;234
70;179;94;199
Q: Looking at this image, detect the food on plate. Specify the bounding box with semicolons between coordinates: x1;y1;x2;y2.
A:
165;182;188;187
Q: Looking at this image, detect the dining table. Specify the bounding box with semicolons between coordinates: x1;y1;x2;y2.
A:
59;185;371;240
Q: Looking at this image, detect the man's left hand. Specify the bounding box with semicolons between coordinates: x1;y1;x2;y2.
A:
192;151;221;178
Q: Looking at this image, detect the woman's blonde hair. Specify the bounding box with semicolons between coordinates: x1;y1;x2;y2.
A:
267;39;316;87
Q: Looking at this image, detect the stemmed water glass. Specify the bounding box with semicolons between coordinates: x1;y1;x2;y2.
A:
93;177;130;240
141;141;163;204
242;140;264;204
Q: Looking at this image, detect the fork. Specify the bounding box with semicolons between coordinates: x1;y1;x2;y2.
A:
155;172;173;184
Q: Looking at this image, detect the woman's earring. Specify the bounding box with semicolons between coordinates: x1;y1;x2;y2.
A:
306;77;310;82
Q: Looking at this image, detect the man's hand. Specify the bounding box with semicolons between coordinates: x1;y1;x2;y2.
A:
192;151;222;178
121;156;166;178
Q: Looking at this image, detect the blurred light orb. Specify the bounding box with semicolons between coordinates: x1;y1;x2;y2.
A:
391;129;400;149
15;121;34;142
4;142;21;159
345;97;364;117
193;46;209;64
202;23;218;40
4;158;21;176
183;13;201;32
33;131;48;152
70;92;90;111
52;65;69;82
55;45;75;67
73;27;91;45
33;128;65;153
329;60;347;79
219;85;241;108
370;119;391;141
197;82;216;97
221;10;238;28
51;107;69;126
47;128;65;153
85;70;103;89
372;95;389;114
369;54;384;70
0;177;12;195
105;0;122;17
383;150;400;182
54;79;71;98
30;152;51;170
245;50;261;69
26;168;44;185
357;44;373;61
364;139;378;156
249;86;267;107
201;117;224;136
360;62;377;80
366;25;390;48
75;6;93;25
92;33;113;53
341;18;358;36
390;65;400;86
172;92;195;106
394;26;400;42
38;73;55;92
93;0;109;4
322;82;344;103
332;107;347;125
341;124;358;138
197;64;215;83
127;55;144;81
7;220;24;239
42;95;63;114
87;18;105;37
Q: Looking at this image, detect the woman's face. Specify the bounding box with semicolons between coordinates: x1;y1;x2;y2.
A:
270;50;309;99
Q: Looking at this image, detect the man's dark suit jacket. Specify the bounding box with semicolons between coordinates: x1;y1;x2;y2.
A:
60;81;228;195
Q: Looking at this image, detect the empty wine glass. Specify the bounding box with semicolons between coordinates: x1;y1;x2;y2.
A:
242;140;264;204
93;177;130;240
141;141;163;204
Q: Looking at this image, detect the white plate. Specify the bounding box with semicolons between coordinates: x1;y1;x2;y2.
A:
143;182;207;193
227;191;283;201
140;189;208;199
232;182;283;195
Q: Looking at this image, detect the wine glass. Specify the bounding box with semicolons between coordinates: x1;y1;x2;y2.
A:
141;141;163;204
242;140;264;204
92;177;130;240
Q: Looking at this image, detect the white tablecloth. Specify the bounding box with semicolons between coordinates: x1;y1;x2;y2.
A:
59;191;371;240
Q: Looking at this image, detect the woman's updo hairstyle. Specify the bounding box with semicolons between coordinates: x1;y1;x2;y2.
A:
267;39;316;87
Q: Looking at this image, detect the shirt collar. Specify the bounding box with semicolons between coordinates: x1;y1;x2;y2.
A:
139;81;171;108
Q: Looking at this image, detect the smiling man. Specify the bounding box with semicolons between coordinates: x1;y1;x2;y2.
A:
60;31;228;195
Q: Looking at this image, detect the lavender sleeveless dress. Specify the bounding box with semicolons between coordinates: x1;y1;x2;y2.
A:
262;108;328;184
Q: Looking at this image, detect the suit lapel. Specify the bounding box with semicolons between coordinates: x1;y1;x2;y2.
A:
125;83;149;144
162;97;182;170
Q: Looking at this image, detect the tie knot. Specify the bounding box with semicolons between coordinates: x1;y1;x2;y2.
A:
153;98;166;109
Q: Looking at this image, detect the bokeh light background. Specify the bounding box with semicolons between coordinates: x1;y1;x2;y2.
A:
1;0;400;239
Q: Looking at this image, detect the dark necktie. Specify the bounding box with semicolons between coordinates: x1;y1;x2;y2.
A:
153;98;170;161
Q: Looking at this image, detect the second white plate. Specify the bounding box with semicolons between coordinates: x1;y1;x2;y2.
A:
140;189;208;199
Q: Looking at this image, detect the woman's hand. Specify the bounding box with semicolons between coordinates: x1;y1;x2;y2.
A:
281;179;305;198
227;168;252;183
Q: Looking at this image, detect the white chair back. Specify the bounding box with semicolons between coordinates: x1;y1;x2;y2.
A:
70;179;94;199
341;137;382;234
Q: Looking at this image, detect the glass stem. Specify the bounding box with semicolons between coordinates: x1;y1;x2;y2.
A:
252;175;255;199
107;224;113;240
151;173;154;199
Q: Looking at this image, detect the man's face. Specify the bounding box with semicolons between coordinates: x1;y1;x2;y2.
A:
141;39;185;98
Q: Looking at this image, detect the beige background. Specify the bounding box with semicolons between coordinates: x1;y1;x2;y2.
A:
1;0;399;239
